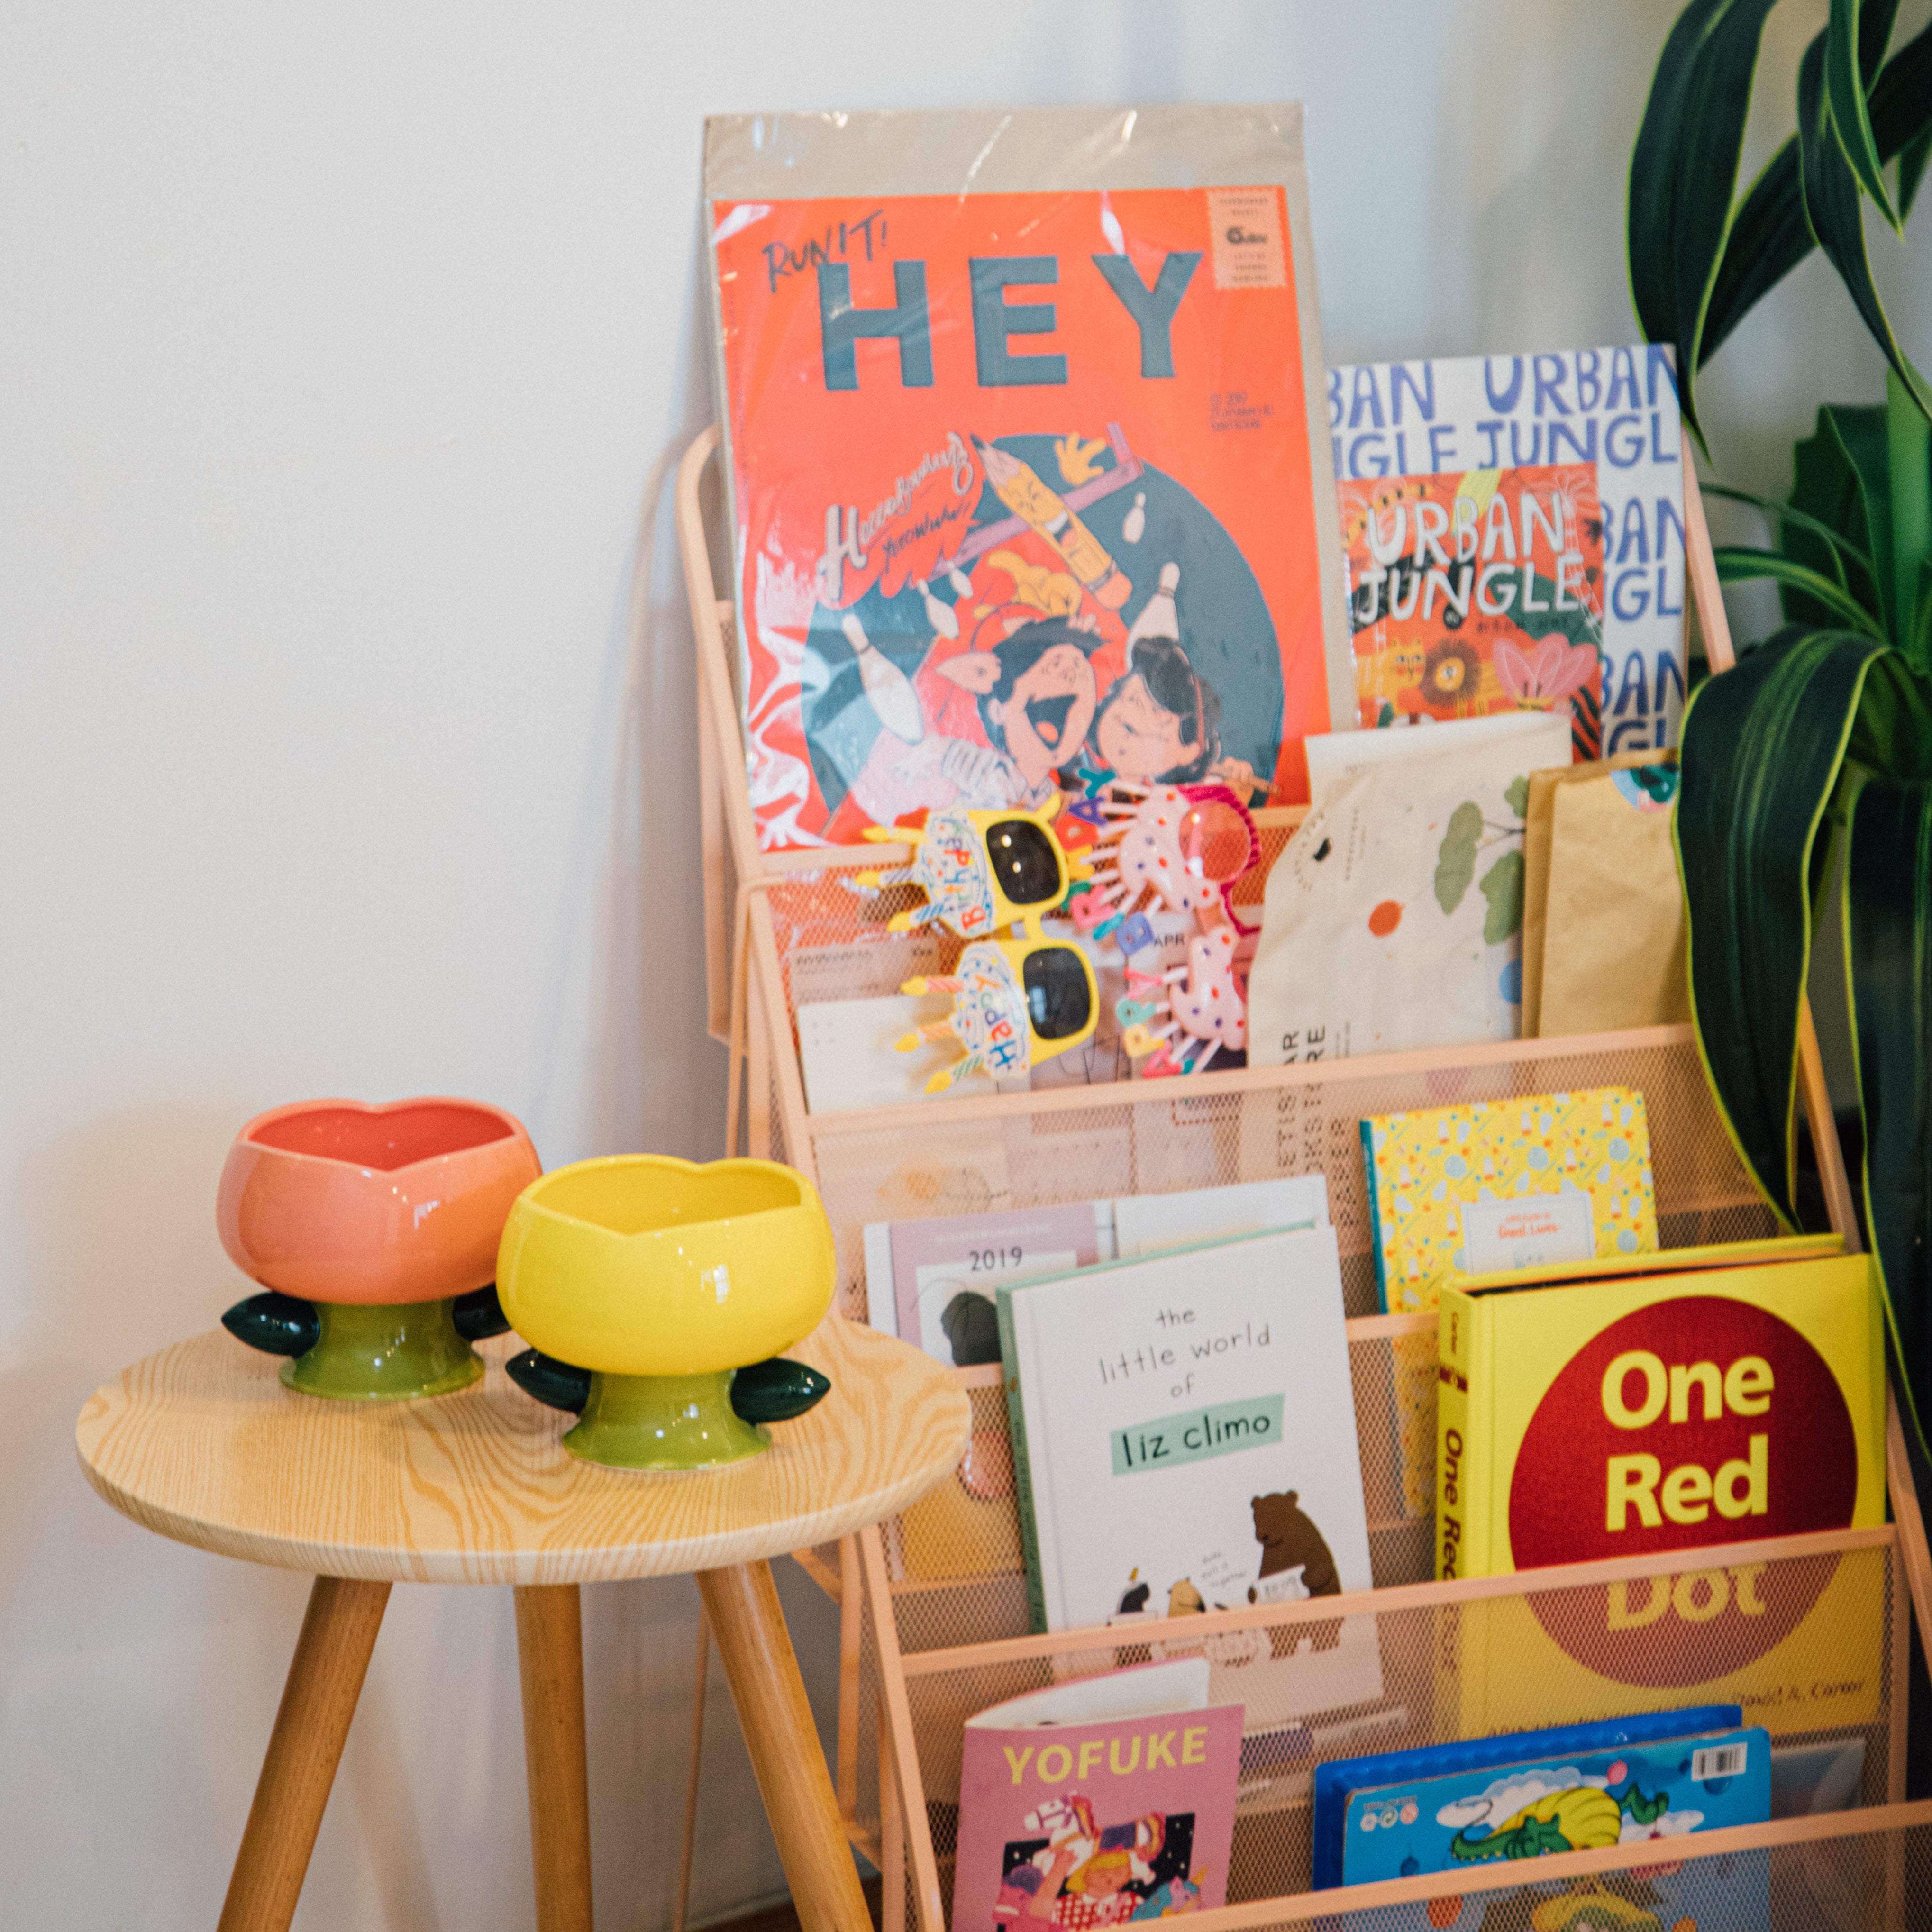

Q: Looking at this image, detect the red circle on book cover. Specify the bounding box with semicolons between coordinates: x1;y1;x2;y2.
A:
1506;1295;1859;1684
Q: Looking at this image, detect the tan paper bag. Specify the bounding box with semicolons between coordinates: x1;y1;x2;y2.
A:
1522;752;1688;1037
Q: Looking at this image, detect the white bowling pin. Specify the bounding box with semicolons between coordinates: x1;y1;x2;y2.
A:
917;578;959;639
841;612;924;744
1124;561;1181;656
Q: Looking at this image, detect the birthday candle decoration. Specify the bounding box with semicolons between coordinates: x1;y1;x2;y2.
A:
1118;924;1247;1077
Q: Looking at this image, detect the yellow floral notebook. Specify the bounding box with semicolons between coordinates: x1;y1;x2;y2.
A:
1360;1085;1656;1312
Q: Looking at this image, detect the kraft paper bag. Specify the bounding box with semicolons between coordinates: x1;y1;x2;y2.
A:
1522;752;1688;1037
1249;713;1573;1065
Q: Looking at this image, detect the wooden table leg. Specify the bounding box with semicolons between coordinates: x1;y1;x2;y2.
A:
515;1583;595;1932
696;1561;871;1932
217;1575;391;1932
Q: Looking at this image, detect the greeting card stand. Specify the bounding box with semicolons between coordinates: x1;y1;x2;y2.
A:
674;423;1932;1932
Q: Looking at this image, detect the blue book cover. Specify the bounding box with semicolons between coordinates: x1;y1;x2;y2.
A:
1312;1706;1740;1889
1338;1724;1768;1887
1363;1846;1770;1932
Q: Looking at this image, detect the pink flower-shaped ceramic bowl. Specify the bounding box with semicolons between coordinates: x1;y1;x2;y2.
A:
218;1097;541;1305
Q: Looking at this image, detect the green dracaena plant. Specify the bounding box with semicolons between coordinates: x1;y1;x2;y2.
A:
1629;0;1932;1450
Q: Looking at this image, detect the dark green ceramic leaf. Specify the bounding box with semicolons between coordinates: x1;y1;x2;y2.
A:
1847;774;1932;1448
1712;546;1887;635
222;1291;320;1358
452;1282;510;1341
730;1358;831;1423
1675;627;1892;1221
1797;33;1932;421
1627;0;1784;442
505;1349;591;1412
1825;0;1902;224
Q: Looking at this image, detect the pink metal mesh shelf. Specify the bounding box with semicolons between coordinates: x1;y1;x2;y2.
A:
674;427;1931;1932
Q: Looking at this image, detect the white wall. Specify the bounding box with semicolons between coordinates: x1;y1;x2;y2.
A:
2;2;1924;1926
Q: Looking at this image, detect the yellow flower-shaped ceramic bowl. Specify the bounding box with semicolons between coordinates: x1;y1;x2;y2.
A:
497;1156;837;1469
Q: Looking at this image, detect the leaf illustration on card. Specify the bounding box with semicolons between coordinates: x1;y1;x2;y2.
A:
1480;848;1524;943
1434;801;1482;913
1504;774;1530;818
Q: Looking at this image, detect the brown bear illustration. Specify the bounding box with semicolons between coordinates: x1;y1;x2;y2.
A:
1250;1490;1342;1656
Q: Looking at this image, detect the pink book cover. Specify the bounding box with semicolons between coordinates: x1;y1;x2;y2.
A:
888;1203;1104;1362
952;1705;1242;1932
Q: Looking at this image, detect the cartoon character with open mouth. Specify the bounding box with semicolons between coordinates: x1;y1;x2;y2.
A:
836;609;1103;828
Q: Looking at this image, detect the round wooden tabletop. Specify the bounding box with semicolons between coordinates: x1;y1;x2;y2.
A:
76;1314;969;1586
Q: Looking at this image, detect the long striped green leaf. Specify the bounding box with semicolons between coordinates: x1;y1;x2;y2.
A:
1699;141;1810;366
1847;774;1932;1448
1793;406;1898;634
1797;32;1932;422
1902;128;1932;219
1628;0;1785;444
1843;647;1932;777
1712;546;1886;634
1825;0;1902;226
1888;370;1932;668
1868;12;1932;215
1695;16;1932;360
1700;481;1878;594
1675;629;1892;1222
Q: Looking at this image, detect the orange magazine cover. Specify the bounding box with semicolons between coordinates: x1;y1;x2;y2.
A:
1340;465;1608;757
704;111;1351;852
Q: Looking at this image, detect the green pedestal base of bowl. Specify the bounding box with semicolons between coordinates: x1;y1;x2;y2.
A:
562;1369;770;1470
280;1299;483;1402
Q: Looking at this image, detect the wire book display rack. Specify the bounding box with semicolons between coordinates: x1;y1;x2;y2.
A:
673;423;1932;1932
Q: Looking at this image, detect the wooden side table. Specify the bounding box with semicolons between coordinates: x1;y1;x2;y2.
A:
76;1313;968;1932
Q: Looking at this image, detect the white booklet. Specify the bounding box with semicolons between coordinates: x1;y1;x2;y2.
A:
999;1226;1381;1718
863;1175;1328;1365
1248;712;1573;1064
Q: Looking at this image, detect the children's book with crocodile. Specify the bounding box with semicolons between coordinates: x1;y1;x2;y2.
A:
1361;1086;1657;1313
1331;1720;1768;1887
1361;1855;1771;1932
703;107;1354;849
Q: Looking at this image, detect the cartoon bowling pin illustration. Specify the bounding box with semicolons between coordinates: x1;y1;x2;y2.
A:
915;577;959;639
1124;562;1181;656
842;612;923;744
